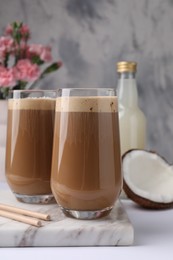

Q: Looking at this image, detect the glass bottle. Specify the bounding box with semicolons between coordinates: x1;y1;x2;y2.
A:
117;61;146;156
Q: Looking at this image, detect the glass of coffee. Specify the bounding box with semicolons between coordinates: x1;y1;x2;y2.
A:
51;88;122;219
5;90;56;204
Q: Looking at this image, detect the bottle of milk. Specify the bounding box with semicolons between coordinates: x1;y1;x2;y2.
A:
117;61;146;156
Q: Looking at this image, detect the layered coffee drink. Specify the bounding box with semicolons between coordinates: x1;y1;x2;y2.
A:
51;93;122;218
6;96;55;203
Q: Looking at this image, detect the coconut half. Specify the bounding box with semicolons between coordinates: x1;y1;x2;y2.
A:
123;149;173;209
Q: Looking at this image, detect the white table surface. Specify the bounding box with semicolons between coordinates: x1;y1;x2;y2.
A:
0;182;173;260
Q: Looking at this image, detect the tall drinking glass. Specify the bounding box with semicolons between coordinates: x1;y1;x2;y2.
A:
5;90;56;204
51;88;122;219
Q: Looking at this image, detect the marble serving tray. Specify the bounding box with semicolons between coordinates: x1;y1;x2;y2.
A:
0;185;134;247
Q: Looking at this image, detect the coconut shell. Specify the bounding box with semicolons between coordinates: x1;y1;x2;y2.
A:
122;149;173;210
123;179;173;209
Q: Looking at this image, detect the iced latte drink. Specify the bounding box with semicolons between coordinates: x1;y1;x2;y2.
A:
51;88;122;219
5;90;56;204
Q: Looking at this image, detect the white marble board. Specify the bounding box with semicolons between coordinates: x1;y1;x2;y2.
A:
0;185;134;247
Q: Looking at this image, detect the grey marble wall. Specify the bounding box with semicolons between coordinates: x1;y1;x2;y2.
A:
1;0;173;163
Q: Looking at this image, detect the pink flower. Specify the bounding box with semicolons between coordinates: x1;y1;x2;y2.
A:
0;49;6;63
0;66;16;87
20;24;30;38
6;23;30;39
15;59;40;81
0;36;14;53
40;46;52;62
0;22;62;99
5;24;13;35
27;44;52;62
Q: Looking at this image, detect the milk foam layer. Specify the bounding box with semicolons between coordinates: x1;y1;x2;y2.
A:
56;96;118;113
8;98;55;110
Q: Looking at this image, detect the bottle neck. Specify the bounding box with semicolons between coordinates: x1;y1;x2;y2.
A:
118;72;136;79
117;71;138;107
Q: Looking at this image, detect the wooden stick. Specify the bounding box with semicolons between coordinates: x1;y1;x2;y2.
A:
0;203;50;221
0;210;42;227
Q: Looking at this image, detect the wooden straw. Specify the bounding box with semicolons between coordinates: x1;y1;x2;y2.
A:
0;203;50;221
0;210;42;227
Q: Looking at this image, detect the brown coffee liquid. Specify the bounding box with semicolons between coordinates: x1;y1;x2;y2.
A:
51;97;122;211
5;98;55;195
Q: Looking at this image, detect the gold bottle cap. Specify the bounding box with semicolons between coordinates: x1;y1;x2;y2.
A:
117;61;137;73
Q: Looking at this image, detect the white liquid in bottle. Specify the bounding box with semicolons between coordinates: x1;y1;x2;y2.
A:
117;61;146;199
117;61;146;156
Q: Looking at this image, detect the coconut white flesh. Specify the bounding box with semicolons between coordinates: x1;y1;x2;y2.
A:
123;150;173;203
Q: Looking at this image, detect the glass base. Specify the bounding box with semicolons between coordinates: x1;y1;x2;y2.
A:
61;206;113;220
14;192;55;204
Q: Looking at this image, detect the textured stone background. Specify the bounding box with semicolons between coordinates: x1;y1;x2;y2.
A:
1;0;173;163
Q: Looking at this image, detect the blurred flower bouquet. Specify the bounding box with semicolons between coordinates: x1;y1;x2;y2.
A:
0;22;62;99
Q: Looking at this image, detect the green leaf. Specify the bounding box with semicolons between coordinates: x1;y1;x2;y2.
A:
4;53;9;67
12;81;28;90
41;62;62;77
0;87;10;99
31;55;44;65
